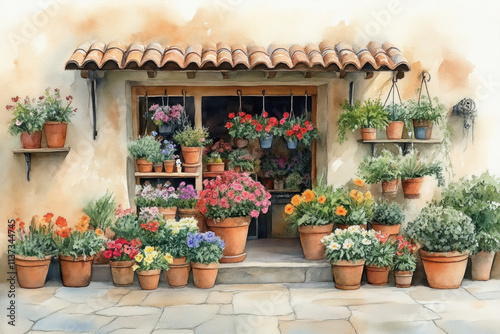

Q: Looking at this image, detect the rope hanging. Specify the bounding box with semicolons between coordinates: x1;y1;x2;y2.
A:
237;89;243;113
289;92;295;119
418;71;432;108
261;90;266;115
383;74;403;119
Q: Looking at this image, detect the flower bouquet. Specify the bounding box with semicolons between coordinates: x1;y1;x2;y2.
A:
133;246;173;290
186;232;225;288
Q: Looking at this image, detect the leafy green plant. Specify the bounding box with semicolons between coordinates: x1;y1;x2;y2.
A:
14;214;58;258
55;215;106;259
160;217;199;258
393;236;418;272
385;103;410;125
372;201;405;226
42;88;77;123
474;232;500;254
338;99;389;143
83;191;117;230
357;150;400;184
406;206;477;252
406;96;446;123
186;232;225;264
111;205;140;241
173;125;212;147
365;232;395;268
128;136;161;161
331;180;374;226
8;96;46;135
321;225;371;263
132;246;173;271
285;172;302;190
399;151;444;186
228;149;255;171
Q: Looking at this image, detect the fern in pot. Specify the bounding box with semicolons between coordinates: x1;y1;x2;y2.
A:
357;150;401;195
399;150;444;199
338;99;389;143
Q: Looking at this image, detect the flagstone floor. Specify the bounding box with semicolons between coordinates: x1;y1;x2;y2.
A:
2;279;500;334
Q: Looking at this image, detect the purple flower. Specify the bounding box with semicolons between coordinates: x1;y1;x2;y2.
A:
203;231;216;243
218;239;225;249
187;233;200;248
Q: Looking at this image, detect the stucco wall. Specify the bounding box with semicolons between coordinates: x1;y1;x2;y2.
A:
1;0;500;279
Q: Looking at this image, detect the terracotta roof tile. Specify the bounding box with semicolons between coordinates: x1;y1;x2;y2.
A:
65;41;410;72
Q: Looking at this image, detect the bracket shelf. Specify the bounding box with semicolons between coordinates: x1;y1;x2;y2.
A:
13;147;71;181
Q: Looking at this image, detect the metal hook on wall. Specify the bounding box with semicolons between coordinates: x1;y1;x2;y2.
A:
304;90;308;114
261;90;266;114
237;89;243;112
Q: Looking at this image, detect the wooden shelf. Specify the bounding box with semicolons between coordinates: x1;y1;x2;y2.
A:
267;189;301;193
357;139;442;156
13;147;71;181
135;172;199;178
203;171;225;178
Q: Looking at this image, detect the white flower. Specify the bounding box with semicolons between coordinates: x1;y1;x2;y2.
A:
361;238;372;245
343;239;354;249
15;120;22;126
334;228;344;236
348;225;360;233
328;242;340;251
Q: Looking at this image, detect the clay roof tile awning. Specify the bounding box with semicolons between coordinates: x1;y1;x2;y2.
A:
65;41;410;73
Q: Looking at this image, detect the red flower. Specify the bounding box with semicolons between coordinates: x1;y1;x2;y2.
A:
228;112;235;119
251;119;258;125
55;216;67;228
292;124;300;131
245;114;252;121
265;125;272;133
286;129;293;137
279;119;286;125
6;105;13;110
269;117;278;126
12;96;19;102
283;112;290;119
262;111;268;118
240;118;246;124
226;122;233;129
43;213;54;221
256;124;263;132
39;96;44;100
304;121;310;125
297;133;304;140
238;112;245;117
306;124;314;131
104;250;113;259
300;127;307;134
112;249;121;258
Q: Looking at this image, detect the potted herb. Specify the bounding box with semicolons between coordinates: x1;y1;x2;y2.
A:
173;125;212;165
161;140;178;173
284;185;344;260
357;150;401;195
132;246;173;290
253;111;280;148
128;136;161;173
176;182;204;231
276;113;317;149
104;238;140;287
399;151;444;199
393;236;418;288
338;99;389;143
332;179;374;230
371;201;405;238
41;88;77;148
205;151;225;172
8;95;46;148
406;96;446;140
228;149;255;173
55;215;106;287
384;103;409;140
13;214;58;288
186;232;225;288
321;226;372;290
364;231;395;286
197;171;271;263
150;103;183;135
225;111;255;148
406;206;477;289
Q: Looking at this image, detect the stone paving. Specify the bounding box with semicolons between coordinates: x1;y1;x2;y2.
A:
1;279;500;334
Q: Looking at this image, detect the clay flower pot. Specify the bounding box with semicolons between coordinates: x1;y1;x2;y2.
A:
109;260;135;287
381;179;399;195
365;265;390;286
153;163;163;173
20;131;42;149
44;121;67;148
191;262;219;288
395;270;413;288
385;121;404;140
331;259;365;290
298;224;334;260
420;250;469;289
15;255;51;289
137;269;161;290
59;255;94;287
413;119;433;140
207;163;225;172
158;207;177;221
360;128;376;141
178;208;206;232
234;138;249;148
206;216;251;263
273;180;285;190
402;177;423;199
166;257;191;288
370;223;401;239
163;160;175;173
136;159;153;173
181;146;201;164
183;162;200;173
471;251;496;281
335;223;367;231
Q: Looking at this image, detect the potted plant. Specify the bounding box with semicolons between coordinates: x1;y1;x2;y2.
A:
225;111;256;148
357;150;401;195
321;225;371;290
406;206;477;289
8;95;46;148
285;172;303;190
252;111;280;149
161;140;178;173
399;151;444;199
13;214;58;288
173;125;212;165
55;215;106;287
205;151;225;172
393;236;418;288
338;99;389;143
406;96;446;140
132;246;173;290
135;182;178;220
284;185;343;260
175;182;204;231
332;179;374;230
150;150;164;172
197;171;271;263
41;88;77;148
160;217;199;288
276;113;317;149
260;155;288;190
111;205;141;241
440;171;500;280
384;103;409;140
371;201;405;238
208;139;232;170
364;231;395;286
187;232;225;288
150;103;183;135
137;207;166;248
103;238;140;287
128;136;161;173
227;149;255;173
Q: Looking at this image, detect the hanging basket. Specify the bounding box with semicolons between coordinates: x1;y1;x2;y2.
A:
260;134;273;149
286;137;298;150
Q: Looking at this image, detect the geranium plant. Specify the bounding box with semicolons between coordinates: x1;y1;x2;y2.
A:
277;113;317;145
251;111;280;139
372;201;405;226
128;135;161;161
225;111;256;139
111;205;141;241
14;214;58;258
160;217;199;258
150;103;183;127
357;150;401;184
393;236;418;272
42;88;77;123
186;232;225;264
173;125;212;147
197;171;271;220
55;215;106;259
321;225;371;263
132;246;173;271
8;95;46;135
332;179;374;226
338;99;389;143
175;182;199;209
103;238;140;261
365;232;395;268
208;139;232;160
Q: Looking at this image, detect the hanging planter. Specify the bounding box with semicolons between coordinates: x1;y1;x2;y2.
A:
298;224;334;260
259;133;273;149
413;120;433;140
159;123;174;135
233;138;249;148
381;179;399;195
286;137;298;150
20;131;42;149
383;76;406;140
386;121;404;140
44;122;67;148
402;177;423;199
15;255;51;289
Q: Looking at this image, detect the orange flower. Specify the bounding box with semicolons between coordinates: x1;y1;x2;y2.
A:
350;189;358;199
353;178;365;187
43;213;54;222
284;204;294;215
365;191;372;200
95;228;103;236
55;216;67;228
75;216;89;233
302;189;315;202
335;206;347;216
19;221;25;230
317;195;326;204
291;195;302;207
56;226;71;238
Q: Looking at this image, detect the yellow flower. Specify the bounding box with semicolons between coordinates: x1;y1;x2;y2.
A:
317;195;326;204
172;226;180;235
95;228;103;236
302;189;315;202
284;204;294;215
291;195;302;207
132;264;139;271
144;246;155;254
354;178;365;187
365;191;372;200
145;255;154;264
164;253;173;264
134;253;144;262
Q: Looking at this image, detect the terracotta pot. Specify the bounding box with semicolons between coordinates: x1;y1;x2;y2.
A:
260;177;274;190
413;119;433;140
365;265;390;286
298;224;334;260
153;163;163;173
93;250;110;264
178;208;206;232
233;166;241;173
381;179;399;195
15;255;51;289
402;177;423;199
234;138;249;148
163;160;175;173
471;251;495;281
385;121;404;140
44;121;67;148
183;162;200;173
137;269;161;290
59;255;94;287
158;207;177;221
181;146;201;164
223;159;230;171
420;250;469;289
207;163;225;172
206;216;251;263
166;257;191;288
136;159;153;173
191;262;219;288
332;259;365;290
109;260;135;287
273;180;285;190
360;128;376;141
395;270;413;288
370;223;401;239
20;131;42;149
335;223;367;231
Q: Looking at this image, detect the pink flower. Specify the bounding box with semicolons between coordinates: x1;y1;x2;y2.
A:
219;184;228;192
249;194;256;201
255;201;261;207
234;196;242;204
262;207;268;214
107;241;116;249
233;183;243;192
104;250;113;259
250;210;259;218
15;120;22;126
227;190;235;199
242;191;250;200
255;189;261;196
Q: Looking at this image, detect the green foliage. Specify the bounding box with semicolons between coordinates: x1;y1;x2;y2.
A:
42;88;77;123
285;172;302;190
14;215;58;258
57;229;106;260
338;99;390;143
385;102;410;126
393;236;418;271
357;150;400;184
112;214;141;241
128;136;161;160
406;206;477;252
133;247;172;271
474;231;500;254
372;201;405;226
365;233;395;268
8;97;46;135
228;149;255;171
406;96;446;123
321;226;371;263
186;232;225;264
160;217;200;258
173;125;212;147
83;191;117;230
399;150;444;186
